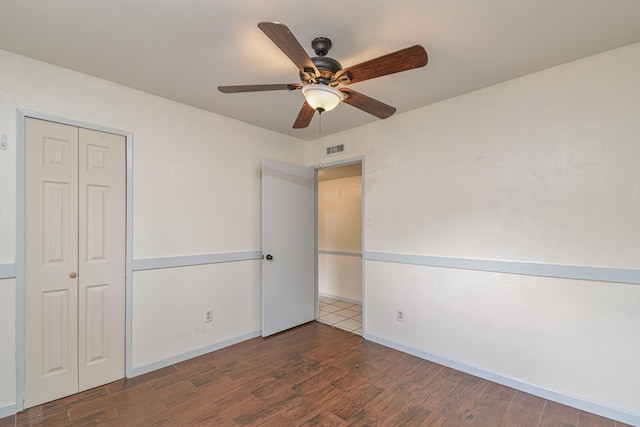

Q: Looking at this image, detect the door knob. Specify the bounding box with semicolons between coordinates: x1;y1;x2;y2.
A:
265;254;274;261
69;272;77;278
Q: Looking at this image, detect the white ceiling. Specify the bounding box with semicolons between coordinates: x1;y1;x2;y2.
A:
2;1;640;141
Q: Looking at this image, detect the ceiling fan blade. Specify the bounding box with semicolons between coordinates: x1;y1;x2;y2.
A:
258;22;319;75
335;45;428;84
340;88;396;119
218;84;301;93
293;101;315;128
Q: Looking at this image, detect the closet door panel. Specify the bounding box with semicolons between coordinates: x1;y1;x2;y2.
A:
24;118;79;408
24;119;126;407
77;128;126;391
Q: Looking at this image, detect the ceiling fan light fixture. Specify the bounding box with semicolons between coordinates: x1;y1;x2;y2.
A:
301;84;344;112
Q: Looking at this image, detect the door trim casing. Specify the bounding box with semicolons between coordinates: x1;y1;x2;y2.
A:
15;109;133;412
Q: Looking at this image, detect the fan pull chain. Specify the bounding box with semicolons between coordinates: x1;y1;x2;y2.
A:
318;111;323;167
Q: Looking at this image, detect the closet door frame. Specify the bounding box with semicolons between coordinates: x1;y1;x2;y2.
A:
15;109;134;412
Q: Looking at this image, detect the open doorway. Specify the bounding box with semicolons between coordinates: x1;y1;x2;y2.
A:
317;162;363;335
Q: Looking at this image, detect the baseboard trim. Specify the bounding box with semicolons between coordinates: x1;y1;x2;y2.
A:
0;402;17;419
319;292;362;305
129;329;262;377
364;333;640;426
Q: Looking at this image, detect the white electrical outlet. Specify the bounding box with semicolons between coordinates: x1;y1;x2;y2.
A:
397;309;405;322
204;309;213;323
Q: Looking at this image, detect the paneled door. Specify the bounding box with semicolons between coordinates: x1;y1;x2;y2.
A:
24;118;126;408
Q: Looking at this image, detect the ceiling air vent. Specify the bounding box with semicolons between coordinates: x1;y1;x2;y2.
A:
325;143;345;156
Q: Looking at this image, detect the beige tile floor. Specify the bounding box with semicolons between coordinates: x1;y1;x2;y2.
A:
318;296;362;335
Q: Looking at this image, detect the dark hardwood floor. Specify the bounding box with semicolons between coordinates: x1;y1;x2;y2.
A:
3;322;632;426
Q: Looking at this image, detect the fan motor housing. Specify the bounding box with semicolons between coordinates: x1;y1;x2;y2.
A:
312;56;342;73
300;37;343;85
300;57;342;84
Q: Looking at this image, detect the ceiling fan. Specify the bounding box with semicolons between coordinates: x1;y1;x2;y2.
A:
218;22;428;129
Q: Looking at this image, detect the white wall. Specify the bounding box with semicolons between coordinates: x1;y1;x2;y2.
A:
0;279;15;409
0;49;307;411
131;262;261;368
318;176;362;253
310;43;640;418
318;255;362;302
2;39;639;421
318;175;362;302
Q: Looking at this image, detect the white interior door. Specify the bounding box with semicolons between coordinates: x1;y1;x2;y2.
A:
77;127;126;391
24;118;125;408
25;119;79;407
261;160;315;337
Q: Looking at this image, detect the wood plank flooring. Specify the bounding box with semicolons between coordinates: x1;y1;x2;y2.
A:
5;322;632;426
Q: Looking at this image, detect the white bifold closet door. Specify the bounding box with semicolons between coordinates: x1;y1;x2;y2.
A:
24;117;126;408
